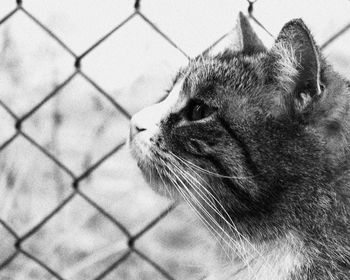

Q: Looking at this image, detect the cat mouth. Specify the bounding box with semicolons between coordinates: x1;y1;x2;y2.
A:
137;156;180;198
130;136;214;202
130;139;179;197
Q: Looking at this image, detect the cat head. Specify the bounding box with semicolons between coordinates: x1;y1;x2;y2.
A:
129;13;349;232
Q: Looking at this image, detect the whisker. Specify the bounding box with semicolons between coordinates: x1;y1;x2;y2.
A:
170;151;255;180
163;161;246;261
164;167;235;261
166;155;268;272
154;163;174;199
156;154;267;276
169;152;265;258
169;163;251;265
170;158;249;243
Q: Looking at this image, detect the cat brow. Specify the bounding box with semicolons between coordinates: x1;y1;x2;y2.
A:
173;68;185;86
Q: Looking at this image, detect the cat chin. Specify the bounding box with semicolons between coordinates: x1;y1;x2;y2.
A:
135;161;181;200
146;179;181;199
130;139;182;199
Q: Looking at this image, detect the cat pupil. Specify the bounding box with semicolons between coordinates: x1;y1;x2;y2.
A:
192;104;204;121
190;104;211;121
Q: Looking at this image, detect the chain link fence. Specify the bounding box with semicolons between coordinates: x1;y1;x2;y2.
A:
0;0;349;279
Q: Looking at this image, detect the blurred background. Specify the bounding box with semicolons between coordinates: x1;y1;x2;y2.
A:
0;0;349;279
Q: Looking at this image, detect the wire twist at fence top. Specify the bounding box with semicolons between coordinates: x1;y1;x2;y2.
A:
0;0;349;279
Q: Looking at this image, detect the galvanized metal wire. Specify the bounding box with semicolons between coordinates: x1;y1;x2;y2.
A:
0;0;349;279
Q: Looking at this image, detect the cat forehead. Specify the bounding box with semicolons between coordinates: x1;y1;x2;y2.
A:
180;53;267;98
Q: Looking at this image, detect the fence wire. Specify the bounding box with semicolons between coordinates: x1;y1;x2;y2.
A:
0;0;350;279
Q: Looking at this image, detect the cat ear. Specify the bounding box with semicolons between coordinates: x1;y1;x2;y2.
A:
271;19;322;112
205;12;265;56
237;12;266;54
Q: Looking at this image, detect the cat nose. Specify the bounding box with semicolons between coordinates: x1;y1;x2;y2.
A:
129;117;146;139
130;104;163;140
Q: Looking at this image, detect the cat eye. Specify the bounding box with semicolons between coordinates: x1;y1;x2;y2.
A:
188;103;214;121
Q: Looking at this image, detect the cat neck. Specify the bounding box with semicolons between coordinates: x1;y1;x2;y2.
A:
208;232;305;280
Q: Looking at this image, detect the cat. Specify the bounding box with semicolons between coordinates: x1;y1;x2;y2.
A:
129;12;350;280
